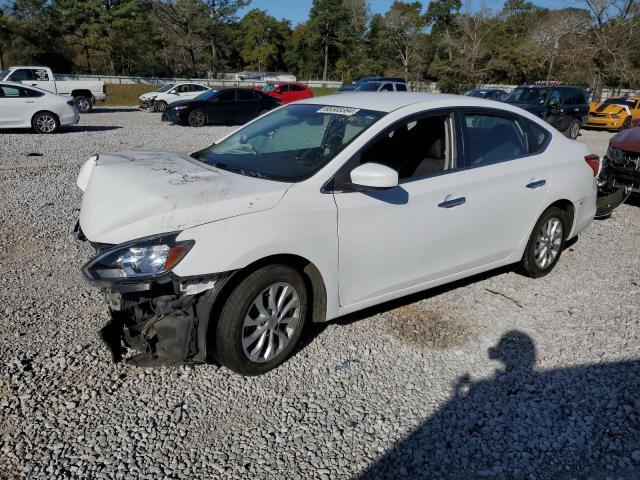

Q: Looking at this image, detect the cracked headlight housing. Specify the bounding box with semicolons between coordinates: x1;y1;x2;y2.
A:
83;233;194;283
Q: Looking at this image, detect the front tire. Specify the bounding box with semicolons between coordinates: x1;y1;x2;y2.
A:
519;207;568;278
621;117;632;130
154;100;168;112
31;112;60;134
215;265;307;376
188;109;206;127
74;96;93;113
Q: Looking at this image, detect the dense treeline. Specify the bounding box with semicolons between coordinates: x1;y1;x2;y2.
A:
0;0;638;98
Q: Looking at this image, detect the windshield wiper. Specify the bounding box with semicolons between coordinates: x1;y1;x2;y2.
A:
212;162;270;180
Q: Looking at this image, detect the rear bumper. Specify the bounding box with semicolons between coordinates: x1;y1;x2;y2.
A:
60;108;80;126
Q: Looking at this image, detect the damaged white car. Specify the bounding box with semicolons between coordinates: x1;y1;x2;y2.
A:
75;93;598;375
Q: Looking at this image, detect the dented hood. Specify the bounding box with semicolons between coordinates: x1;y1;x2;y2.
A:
610;127;640;153
79;151;291;244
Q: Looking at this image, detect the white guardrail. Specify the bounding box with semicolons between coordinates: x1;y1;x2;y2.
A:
58;74;343;89
59;74;637;100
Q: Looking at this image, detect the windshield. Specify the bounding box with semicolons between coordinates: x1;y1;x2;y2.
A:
355;82;380;92
198;104;385;182
262;83;277;92
157;83;175;93
195;90;218;101
466;89;487;98
602;98;636;108
505;87;550;105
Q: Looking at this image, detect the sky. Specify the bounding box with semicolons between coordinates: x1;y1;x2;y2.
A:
239;0;569;26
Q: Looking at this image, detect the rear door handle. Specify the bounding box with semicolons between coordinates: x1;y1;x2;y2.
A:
438;197;466;208
526;179;546;189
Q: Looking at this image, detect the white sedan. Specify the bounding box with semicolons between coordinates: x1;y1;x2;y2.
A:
0;82;79;133
75;93;598;375
137;82;211;112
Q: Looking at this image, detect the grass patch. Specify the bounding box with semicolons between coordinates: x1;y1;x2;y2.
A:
101;83;340;106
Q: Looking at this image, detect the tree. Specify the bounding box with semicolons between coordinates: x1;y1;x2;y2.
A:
383;1;427;81
426;0;461;61
308;0;349;81
578;0;639;100
201;0;249;75
237;9;290;71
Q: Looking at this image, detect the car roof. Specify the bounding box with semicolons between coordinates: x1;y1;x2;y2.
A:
296;92;485;113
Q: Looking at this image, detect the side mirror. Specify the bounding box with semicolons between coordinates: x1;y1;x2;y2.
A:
350;163;398;190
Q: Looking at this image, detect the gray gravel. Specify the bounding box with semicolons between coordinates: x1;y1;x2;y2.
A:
1;109;639;479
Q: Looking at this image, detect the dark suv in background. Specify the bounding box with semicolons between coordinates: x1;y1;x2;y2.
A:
504;84;589;139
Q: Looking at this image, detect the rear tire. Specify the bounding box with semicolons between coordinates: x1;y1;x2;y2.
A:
154;100;168;112
566;119;580;139
622;117;632;130
188;109;206;127
519;207;569;278
215;265;307;376
31;111;60;134
74;96;93;113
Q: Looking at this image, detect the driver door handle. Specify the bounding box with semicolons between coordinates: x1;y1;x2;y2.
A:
438;197;466;208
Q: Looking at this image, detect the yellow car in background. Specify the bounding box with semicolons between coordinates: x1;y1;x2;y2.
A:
586;96;640;131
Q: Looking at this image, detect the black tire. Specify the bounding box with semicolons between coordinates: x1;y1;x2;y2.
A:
566;119;580;139
622;117;632;130
188;109;206;127
215;265;308;376
31;111;60;134
75;95;93;113
519;207;569;278
154;100;168;113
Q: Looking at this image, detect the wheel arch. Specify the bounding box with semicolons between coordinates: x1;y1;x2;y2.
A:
546;198;576;235
70;89;93;99
197;253;328;363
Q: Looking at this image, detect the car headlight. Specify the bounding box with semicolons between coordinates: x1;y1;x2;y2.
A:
83;233;194;282
175;105;190;110
606;145;624;162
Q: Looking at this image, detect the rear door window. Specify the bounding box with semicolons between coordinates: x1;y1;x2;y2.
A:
463;113;529;167
237;89;255;102
395;83;407;92
380;83;394;92
9;69;34;81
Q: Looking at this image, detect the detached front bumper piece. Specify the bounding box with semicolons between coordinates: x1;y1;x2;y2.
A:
102;293;199;367
97;270;234;367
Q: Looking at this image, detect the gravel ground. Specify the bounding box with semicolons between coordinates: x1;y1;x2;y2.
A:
1;109;639;480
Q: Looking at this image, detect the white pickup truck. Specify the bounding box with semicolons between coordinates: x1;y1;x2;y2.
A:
0;66;106;112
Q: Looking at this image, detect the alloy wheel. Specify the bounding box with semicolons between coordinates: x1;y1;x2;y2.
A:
533;217;563;269
36;115;57;133
569;121;580;139
241;282;301;363
189;110;206;127
76;99;90;112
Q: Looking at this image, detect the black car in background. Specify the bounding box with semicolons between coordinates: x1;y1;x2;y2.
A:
504;84;589;139
339;76;406;91
162;88;282;127
465;88;508;101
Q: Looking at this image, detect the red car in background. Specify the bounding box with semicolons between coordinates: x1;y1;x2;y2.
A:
255;82;314;104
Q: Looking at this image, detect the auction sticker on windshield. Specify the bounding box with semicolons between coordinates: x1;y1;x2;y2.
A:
317;106;361;116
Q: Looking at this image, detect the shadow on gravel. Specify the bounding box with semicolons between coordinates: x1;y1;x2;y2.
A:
64;126;123;133
626;193;640;209
358;331;640;480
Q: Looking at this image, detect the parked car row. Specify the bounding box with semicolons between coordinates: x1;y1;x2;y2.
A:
0;66;106;112
466;83;640;140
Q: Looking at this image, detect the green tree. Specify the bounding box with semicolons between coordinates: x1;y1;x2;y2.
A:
237;9;290;71
383;1;428;81
308;0;349;81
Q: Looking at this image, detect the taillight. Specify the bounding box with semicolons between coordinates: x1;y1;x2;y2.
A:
584;154;600;177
